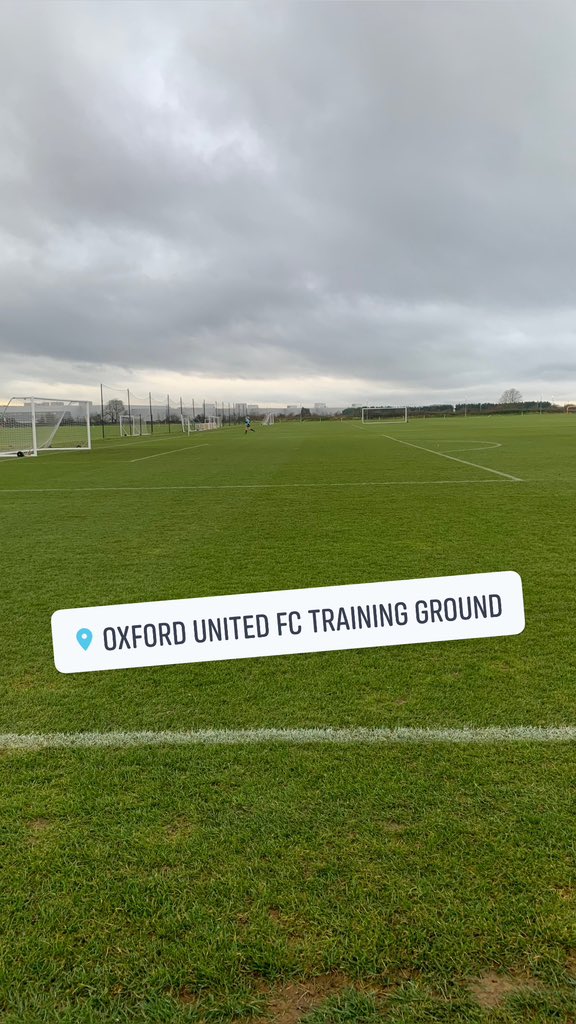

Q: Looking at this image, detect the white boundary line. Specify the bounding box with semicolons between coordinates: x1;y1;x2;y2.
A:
0;479;517;495
0;726;574;749
381;434;522;482
130;444;209;463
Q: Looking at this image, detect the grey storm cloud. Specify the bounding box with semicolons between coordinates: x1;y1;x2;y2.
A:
2;0;576;400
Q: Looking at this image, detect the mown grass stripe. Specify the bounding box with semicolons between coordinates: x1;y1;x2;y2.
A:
0;726;575;749
0;478;516;495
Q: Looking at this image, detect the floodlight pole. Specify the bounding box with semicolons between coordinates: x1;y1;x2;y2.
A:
127;389;132;435
100;383;105;439
149;392;154;434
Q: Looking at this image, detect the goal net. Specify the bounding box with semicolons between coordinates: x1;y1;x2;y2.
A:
0;398;92;457
262;412;275;426
361;407;408;423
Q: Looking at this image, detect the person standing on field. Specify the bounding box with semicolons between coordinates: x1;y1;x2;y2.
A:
244;416;255;434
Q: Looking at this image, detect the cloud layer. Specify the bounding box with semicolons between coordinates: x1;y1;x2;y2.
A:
2;1;576;403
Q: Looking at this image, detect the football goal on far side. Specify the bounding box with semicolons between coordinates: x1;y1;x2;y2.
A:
361;406;408;424
119;415;148;437
183;416;222;433
0;398;92;457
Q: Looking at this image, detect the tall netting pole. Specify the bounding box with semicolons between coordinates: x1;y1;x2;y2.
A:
100;384;105;439
30;397;38;455
149;392;154;434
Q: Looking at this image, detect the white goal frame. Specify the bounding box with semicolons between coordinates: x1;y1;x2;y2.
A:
182;416;222;434
361;406;408;424
119;415;147;437
262;412;275;426
194;416;222;432
0;397;92;458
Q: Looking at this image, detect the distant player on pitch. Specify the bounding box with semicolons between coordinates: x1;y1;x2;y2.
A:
244;416;255;434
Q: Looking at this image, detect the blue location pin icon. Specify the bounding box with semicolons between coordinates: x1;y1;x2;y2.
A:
76;628;93;651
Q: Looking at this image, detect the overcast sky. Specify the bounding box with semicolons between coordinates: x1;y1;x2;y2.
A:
2;0;576;407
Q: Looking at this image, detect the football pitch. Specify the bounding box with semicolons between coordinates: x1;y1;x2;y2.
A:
0;416;575;1023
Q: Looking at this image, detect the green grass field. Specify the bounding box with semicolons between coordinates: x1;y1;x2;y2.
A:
0;416;575;1023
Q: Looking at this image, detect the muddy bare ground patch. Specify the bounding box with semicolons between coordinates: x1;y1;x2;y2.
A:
26;817;52;841
256;974;386;1024
467;971;539;1009
177;986;198;1006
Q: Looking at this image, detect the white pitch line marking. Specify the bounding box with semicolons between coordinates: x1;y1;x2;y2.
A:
130;444;209;463
381;434;522;481
0;479;517;496
0;727;574;750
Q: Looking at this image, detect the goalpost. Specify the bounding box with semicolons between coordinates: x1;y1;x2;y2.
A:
262;412;275;426
361;406;408;424
0;398;92;458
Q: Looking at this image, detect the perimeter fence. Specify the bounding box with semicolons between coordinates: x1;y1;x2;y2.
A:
94;384;249;438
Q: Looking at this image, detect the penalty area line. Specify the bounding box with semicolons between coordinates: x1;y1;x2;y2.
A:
130;444;209;463
381;434;522;481
0;726;575;750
